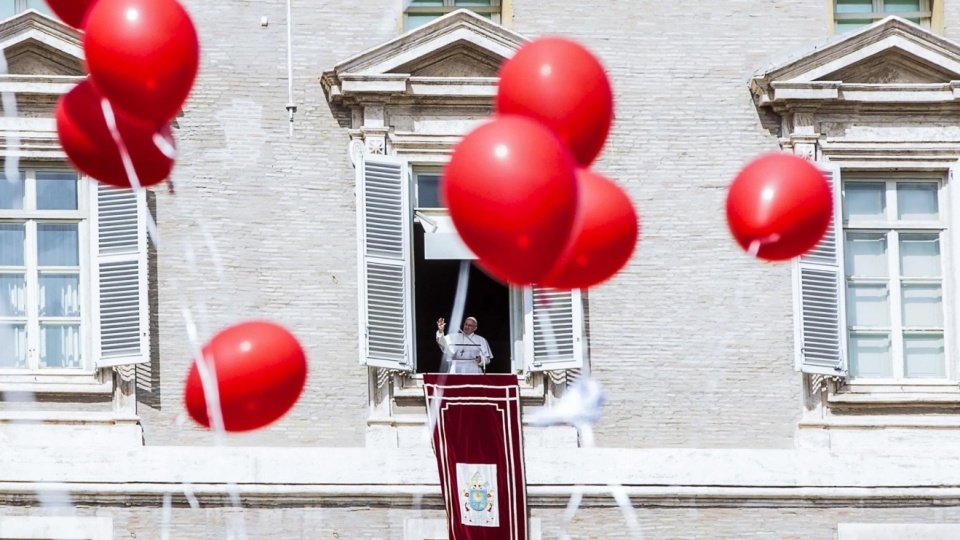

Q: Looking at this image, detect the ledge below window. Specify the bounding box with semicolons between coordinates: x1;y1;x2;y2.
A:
827;386;960;407
0;370;113;395
392;371;547;404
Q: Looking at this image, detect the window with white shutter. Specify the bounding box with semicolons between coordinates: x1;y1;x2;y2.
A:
356;153;414;371
523;286;585;372
0;169;147;383
795;165;848;376
91;184;149;368
795;164;955;383
0;168;89;373
355;157;588;376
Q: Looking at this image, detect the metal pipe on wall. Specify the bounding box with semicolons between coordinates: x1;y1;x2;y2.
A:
285;0;296;137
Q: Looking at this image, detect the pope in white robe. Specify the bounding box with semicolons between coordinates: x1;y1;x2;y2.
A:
436;316;493;374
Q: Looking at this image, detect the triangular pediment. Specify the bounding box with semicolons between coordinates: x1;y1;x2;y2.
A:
818;48;957;84
388;45;504;78
753;17;960;98
326;10;525;79
0;10;84;76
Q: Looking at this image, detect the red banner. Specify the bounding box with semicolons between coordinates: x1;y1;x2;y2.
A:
424;374;528;540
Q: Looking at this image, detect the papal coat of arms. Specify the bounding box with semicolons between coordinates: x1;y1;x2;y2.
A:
456;463;499;527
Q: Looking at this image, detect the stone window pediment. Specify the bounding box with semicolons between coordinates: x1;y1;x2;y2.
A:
751;16;960;110
322;10;525;106
0;11;84;77
752;16;960;429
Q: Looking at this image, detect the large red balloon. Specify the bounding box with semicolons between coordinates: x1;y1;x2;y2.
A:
184;321;307;433
83;0;199;125
542;169;639;289
56;79;175;188
496;37;614;167
44;0;97;28
443;115;579;285
726;153;832;261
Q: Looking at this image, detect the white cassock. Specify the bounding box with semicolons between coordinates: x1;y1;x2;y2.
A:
436;330;493;374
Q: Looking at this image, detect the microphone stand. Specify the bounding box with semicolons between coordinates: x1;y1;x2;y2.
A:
462;331;486;375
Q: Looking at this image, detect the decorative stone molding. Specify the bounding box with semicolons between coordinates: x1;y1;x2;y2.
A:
752;16;960;160
0;13;83;161
322;10;525;157
404;518;542;540
321;10;524;108
0;516;113;540
10;445;960;507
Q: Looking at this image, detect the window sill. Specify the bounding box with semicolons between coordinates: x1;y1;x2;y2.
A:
0;370;112;395
393;372;545;403
0;410;138;424
828;391;960;406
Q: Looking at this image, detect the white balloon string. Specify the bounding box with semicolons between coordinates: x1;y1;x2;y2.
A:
99;98;160;247
160;492;172;540
101;96;248;539
153;131;178;159
747;233;781;258
423;260;470;441
421;260;471;525
0;37;81;520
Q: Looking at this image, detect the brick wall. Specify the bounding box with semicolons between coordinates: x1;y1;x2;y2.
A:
138;0;844;449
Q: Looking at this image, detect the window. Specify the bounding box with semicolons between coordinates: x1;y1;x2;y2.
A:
1;170;86;371
355;154;585;376
0;166;150;387
795;169;955;384
834;0;932;33
843;177;947;380
404;0;501;31
412;170;516;374
0;0;55;20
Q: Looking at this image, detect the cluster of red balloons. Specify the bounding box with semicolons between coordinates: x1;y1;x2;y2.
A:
48;0;199;188
443;37;639;289
184;321;308;432
726;153;833;261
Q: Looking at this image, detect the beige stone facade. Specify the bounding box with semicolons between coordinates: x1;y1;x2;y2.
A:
3;0;960;538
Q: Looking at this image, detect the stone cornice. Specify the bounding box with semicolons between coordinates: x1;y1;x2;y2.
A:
325;74;499;108
751;17;960;115
6;483;960;509
7;446;960;507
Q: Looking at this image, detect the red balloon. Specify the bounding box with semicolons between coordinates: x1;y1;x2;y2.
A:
443;115;579;285
726;153;833;261
83;0;199;125
496;37;614;167
44;0;97;28
184;321;307;433
56;79;175;188
542;169;639;289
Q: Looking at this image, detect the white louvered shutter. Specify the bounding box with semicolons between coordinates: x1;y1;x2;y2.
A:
356;154;413;371
523;286;585;372
92;185;149;368
794;164;848;376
